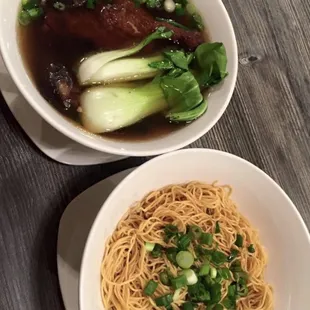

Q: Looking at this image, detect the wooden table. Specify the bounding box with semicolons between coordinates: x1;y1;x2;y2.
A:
1;1;310;309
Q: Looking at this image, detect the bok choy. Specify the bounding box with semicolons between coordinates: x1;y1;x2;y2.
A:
77;28;228;133
80;71;203;133
78;27;173;85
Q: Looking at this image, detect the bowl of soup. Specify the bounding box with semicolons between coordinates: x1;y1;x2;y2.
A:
0;0;238;156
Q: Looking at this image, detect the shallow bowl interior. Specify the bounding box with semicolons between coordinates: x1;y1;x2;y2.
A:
0;0;238;156
80;148;310;309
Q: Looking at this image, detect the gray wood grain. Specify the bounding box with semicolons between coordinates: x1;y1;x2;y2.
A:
1;0;310;309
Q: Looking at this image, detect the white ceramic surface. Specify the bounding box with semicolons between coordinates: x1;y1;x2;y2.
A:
0;55;126;165
0;0;238;157
57;168;134;310
80;149;310;310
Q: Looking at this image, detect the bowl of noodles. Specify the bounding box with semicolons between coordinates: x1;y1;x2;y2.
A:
79;149;310;310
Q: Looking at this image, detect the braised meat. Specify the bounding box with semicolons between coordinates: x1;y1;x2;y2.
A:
45;0;204;50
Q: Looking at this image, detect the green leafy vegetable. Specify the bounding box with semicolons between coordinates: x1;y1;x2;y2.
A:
149;58;174;70
164;50;189;70
188;225;202;240
194;43;228;88
80;82;167;133
188;282;211;302
209;283;222;304
215;221;221;234
161;71;203;114
143;280;158;296
78;27;173;84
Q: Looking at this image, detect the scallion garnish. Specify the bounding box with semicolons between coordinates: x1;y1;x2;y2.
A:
181;269;198;285
182;301;195;310
211;250;227;265
248;244;255;253
27;7;43;18
213;304;224;310
210;266;217;279
209;282;222;304
155;294;173;307
176;251;194;269
151;244;162;258
173;288;182;301
86;0;96;9
18;10;31;26
235;234;243;247
215;221;220;233
143;280;158;296
159;271;170;286
218;267;231;280
200;232;213;246
145;242;155;252
166;247;178;265
178;234;191;250
171;274;187;289
198;263;210;276
188;225;202;239
164;224;179;241
227;248;239;262
155;17;192;31
53;2;66;11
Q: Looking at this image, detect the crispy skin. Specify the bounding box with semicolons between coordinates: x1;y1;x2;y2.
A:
44;0;204;50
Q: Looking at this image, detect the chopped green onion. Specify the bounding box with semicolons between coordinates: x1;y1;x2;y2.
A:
213;304;224;310
233;270;249;281
200;232;213;246
164;224;179;241
155;294;173;307
248;244;255;253
18;10;31;26
178;234;191;250
210;283;222;304
181;269;198;285
176;251;194;269
22;0;37;10
175;3;185;15
173;288;182;301
211;250;227;265
227;248;239;262
214;271;223;284
145;242;155;252
235;234;243;247
171;274;187;289
215;221;220;234
187;282;211;302
143;280;158;296
86;0;96;9
159;271;170;286
198;263;210;276
27;7;43;18
230;260;242;272
237;281;249;297
155;17;192;31
228;283;237;298
182;301;195;310
222;296;236;309
151;244;162;258
166;247;178;265
53;2;66;10
210;267;217;279
218;267;231;280
189;225;202;239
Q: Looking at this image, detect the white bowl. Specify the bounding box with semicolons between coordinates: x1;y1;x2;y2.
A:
0;0;237;157
80;148;310;309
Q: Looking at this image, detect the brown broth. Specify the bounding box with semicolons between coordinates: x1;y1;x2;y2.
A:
17;4;206;141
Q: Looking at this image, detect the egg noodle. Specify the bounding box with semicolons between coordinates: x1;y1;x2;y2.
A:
101;182;273;309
